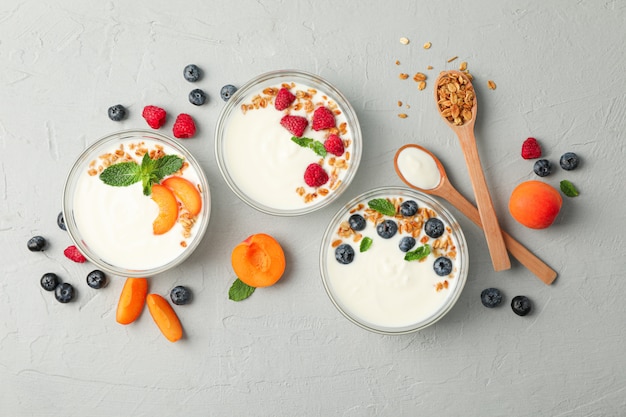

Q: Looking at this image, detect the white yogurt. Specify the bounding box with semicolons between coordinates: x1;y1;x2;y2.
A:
72;139;205;271
396;146;441;190
223;82;354;210
325;195;461;329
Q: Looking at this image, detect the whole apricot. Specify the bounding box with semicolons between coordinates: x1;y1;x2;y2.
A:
508;181;562;229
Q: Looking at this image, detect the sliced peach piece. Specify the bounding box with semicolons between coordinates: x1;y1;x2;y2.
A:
231;233;286;288
116;278;148;325
162;176;202;216
146;293;183;342
151;183;179;235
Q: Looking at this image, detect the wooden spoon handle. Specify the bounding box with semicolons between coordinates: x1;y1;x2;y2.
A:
444;184;557;285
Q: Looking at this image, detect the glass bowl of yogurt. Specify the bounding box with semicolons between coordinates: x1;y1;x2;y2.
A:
215;70;362;216
319;186;469;334
62;129;211;277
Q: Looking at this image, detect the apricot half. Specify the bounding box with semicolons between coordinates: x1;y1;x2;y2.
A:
151;183;179;235
146;293;183;342
116;278;148;325
162;176;202;216
231;233;286;288
509;180;562;229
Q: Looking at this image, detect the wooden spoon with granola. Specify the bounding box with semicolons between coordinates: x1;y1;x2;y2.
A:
434;70;510;272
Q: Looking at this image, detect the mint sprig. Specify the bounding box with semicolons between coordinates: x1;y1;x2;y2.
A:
360;237;373;253
291;136;327;157
228;278;256;301
404;244;431;261
99;153;183;196
368;198;396;216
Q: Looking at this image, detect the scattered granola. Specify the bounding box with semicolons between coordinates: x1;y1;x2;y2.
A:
400;37;410;45
488;80;497;90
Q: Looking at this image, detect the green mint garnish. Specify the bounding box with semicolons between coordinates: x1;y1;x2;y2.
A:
228;278;256;301
404;244;431;261
368;198;396;216
99;152;183;196
560;180;579;197
291;136;327;157
360;237;373;252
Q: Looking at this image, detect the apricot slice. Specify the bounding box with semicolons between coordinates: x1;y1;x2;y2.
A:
146;293;183;342
509;180;562;229
162;176;202;216
116;278;148;325
231;233;286;288
151;183;179;235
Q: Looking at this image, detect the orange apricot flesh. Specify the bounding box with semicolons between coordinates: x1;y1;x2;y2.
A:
231;233;286;288
116;278;148;325
151;183;179;235
509;180;562;229
146;293;183;342
162;176;202;216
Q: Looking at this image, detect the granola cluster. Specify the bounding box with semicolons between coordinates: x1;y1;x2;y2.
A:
436;71;475;126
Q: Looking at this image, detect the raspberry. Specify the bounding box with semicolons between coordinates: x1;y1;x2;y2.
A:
274;87;296;111
172;113;196;138
64;245;86;263
142;105;167;129
303;163;329;187
280;115;308;137
521;137;542;159
312;106;336;131
324;134;344;156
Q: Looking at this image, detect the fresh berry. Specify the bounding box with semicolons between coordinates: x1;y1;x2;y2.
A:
335;244;355;264
170;285;192;305
188;89;207;106
303;163;329;187
376;219;398;239
312;106;336;131
433;256;452;276
424;218;445;238
400;200;418;217
324;134;344;156
183;64;201;82
280;115;308;137
40;273;59;291
348;214;366;231
511;295;532;316
86;270;108;289
64;245;86;263
172;113;196;138
220;84;237;101
533;159;552;177
274;87;296;111
559;152;579;171
142;105;167;129
521;137;542;159
55;282;75;303
399;236;416;252
57;212;66;231
27;236;47;252
480;288;503;308
107;104;127;121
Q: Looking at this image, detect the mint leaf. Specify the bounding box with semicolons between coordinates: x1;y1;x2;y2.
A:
360;237;373;252
291;136;327;157
99;161;141;187
404;244;431;261
368;198;396;216
154;154;184;179
560;180;579;197
291;136;313;148
228;278;256;301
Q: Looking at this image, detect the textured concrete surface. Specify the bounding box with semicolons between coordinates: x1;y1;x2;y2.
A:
1;1;625;416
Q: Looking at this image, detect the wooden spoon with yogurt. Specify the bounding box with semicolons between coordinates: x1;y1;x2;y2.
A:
434;70;510;272
394;144;557;285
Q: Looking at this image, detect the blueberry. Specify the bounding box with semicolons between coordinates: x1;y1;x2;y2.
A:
27;236;47;252
86;270;108;289
433;256;452;276
424;218;445;238
188;89;207;106
511;295;532;316
183;64;201;82
335;244;355;264
560;152;579;171
480;288;503;308
533;159;552;177
220;84;238;101
348;214;366;231
376;219;398;239
40;273;59;291
170;285;192;305
398;236;416;252
399;200;418;217
107;104;127;121
55;282;75;303
57;212;66;231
